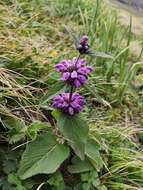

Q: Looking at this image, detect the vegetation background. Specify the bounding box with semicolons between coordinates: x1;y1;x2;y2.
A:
0;0;143;189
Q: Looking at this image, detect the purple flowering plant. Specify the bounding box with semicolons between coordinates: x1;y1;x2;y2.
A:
53;36;93;116
18;34;112;182
50;34;112;159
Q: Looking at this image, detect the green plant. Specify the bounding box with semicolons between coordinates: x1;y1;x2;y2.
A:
0;0;143;189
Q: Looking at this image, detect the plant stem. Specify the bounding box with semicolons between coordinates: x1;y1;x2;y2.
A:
75;54;80;67
69;85;74;102
69;54;80;102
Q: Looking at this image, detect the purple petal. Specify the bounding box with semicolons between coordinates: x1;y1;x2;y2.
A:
55;63;67;72
68;107;74;115
76;59;86;68
78;75;87;84
74;79;82;88
53;102;64;108
61;60;70;68
77;67;87;75
62;93;69;101
63;102;69;107
72;93;82;100
72;57;78;66
55;60;70;72
74;99;84;105
71;71;77;79
84;45;89;50
53;95;63;102
70;101;78;108
86;66;93;74
61;72;70;81
76;105;83;112
70;101;82;110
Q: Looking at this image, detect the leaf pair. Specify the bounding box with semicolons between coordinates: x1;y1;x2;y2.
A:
18;113;89;180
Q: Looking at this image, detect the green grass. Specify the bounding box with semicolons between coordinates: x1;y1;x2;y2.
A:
0;0;143;189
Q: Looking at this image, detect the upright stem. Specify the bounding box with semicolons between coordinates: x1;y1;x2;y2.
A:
75;54;80;67
69;54;80;102
69;85;74;102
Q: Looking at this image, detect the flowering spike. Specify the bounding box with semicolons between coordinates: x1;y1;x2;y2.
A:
55;58;93;88
52;35;94;116
53;93;84;116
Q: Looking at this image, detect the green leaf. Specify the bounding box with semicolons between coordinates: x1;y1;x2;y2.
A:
47;171;65;190
97;185;108;190
27;121;49;140
11;185;27;190
3;117;27;144
3;160;16;174
8;173;21;186
3;117;26;131
18;131;70;179
85;138;103;171
68;156;93;174
52;110;61;120
89;51;113;59
49;72;61;80
9;133;25;144
8;174;27;190
57;113;89;160
81;170;100;189
81;171;98;182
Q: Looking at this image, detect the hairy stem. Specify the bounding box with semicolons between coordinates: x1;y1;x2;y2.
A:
69;54;80;102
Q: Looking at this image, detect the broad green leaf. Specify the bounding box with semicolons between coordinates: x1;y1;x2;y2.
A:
47;171;65;190
18;131;70;179
68;156;93;174
57;113;89;160
85;139;103;171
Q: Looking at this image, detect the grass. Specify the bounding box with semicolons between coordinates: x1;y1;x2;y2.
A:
0;0;143;189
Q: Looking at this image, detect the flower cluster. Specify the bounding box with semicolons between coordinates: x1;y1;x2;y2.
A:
53;93;84;115
56;57;93;88
52;35;93;116
77;35;89;54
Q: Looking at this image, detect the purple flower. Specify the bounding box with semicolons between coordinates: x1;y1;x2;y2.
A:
77;35;89;54
52;93;84;115
55;58;93;88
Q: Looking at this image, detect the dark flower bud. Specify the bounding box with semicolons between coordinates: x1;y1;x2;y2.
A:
77;35;90;54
